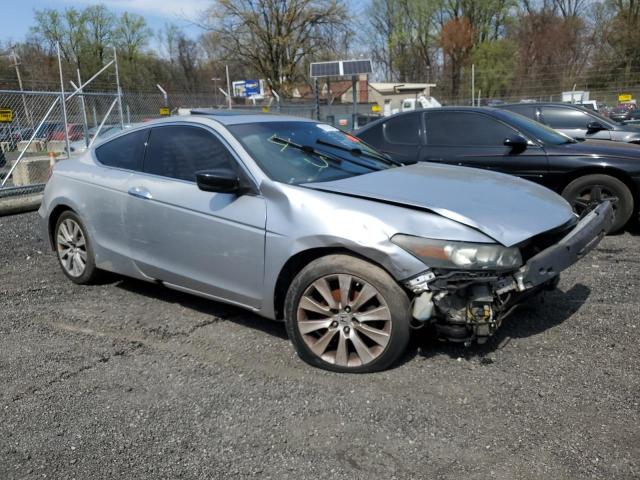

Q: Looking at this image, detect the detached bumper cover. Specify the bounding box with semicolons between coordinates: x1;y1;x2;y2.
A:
518;201;614;289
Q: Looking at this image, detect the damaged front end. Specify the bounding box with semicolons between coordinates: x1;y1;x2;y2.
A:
398;202;614;344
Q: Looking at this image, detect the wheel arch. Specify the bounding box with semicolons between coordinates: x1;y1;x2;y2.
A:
47;204;75;249
272;247;401;320
559;166;638;212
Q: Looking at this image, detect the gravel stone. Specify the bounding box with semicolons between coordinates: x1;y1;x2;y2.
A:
0;212;638;479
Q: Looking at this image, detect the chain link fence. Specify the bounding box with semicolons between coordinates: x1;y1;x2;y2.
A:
3;78;639;211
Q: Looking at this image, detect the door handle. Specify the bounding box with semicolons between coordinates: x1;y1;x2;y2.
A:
128;186;152;200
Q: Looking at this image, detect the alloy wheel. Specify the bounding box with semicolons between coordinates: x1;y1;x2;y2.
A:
571;184;618;217
296;274;392;367
56;218;88;277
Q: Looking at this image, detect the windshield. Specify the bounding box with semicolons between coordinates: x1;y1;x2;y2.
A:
500;110;577;145
228;121;393;184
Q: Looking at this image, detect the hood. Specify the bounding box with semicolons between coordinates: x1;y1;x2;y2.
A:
552;139;640;158
304;163;575;247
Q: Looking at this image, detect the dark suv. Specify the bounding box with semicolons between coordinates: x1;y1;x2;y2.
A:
498;102;640;144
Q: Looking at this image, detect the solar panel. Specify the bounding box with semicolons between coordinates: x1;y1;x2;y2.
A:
310;59;373;77
342;60;372;75
310;62;340;77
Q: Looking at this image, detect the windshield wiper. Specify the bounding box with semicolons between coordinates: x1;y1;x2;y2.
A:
315;138;402;166
269;136;382;171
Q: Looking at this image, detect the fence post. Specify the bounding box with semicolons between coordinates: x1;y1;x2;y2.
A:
113;47;124;127
56;42;71;159
351;75;357;130
74;69;90;147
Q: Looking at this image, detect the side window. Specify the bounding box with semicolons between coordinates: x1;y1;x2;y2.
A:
95;128;148;171
144;126;237;182
426;112;516;146
503;105;535;119
383;113;421;145
541;107;591;129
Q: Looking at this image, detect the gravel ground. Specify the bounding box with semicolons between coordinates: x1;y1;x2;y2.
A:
1;211;639;479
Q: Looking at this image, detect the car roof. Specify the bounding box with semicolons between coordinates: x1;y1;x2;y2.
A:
499;102;587;109
188;109;317;125
355;106;514;133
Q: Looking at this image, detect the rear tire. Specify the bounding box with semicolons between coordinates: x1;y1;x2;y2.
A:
284;254;411;373
54;211;102;284
561;174;633;233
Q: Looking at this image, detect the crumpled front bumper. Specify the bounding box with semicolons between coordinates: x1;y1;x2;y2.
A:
515;201;614;291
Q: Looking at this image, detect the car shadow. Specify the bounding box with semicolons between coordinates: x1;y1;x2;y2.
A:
109;276;590;368
408;283;591;362
114;277;289;340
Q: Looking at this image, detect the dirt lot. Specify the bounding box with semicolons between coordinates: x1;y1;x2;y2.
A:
1;211;638;479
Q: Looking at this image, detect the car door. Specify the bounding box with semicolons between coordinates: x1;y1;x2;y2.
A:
418;110;549;184
124;123;267;309
360;112;422;163
90;128;149;264
540;106;612;140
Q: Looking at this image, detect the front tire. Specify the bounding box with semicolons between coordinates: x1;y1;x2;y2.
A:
561;174;634;233
54;211;101;284
284;254;411;373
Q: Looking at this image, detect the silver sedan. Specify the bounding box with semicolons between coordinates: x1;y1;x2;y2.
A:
39;112;613;372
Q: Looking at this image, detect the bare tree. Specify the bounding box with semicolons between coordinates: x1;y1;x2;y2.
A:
201;0;349;93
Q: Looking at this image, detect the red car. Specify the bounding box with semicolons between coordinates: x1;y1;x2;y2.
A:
49;124;84;141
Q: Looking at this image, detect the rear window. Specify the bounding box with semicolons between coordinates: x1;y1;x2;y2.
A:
95;129;148;171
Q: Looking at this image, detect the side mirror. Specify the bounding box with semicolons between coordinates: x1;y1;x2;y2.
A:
587;121;606;132
504;135;528;150
196;169;242;194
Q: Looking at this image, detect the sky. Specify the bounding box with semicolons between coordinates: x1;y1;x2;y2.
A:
1;0;208;44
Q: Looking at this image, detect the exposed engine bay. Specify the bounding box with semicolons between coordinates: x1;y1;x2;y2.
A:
406;270;557;344
404;202;613;344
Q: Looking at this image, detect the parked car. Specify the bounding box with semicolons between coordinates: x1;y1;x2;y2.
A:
498;102;640;144
49;123;84;141
355;107;640;232
609;107;640;123
40;113;613;372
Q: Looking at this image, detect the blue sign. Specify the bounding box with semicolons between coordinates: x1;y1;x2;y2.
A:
245;80;260;97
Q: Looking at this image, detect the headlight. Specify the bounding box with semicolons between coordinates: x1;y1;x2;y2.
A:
392;234;522;270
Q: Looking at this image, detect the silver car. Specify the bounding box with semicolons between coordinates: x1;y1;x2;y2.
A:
39;112;613;372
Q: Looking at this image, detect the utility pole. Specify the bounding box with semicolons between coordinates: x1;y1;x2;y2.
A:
11;47;32;128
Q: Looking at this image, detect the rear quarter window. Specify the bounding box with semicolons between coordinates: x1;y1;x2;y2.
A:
95;128;148;171
382;113;422;145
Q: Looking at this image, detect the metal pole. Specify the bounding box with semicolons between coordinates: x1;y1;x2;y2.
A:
56;42;71;159
351;75;358;130
1;97;60;187
471;63;475;106
113;47;124;127
126;104;131;124
73;71;90;147
314;78;320;121
92;105;98;127
11;47;32;128
225;64;232;110
327;78;332;119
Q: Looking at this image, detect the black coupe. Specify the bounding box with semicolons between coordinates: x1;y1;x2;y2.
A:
355;107;640;232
